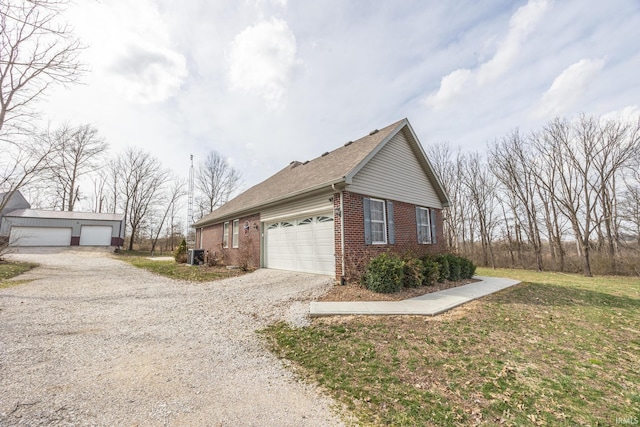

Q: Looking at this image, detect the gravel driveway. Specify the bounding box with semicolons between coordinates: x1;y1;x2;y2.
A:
0;248;345;426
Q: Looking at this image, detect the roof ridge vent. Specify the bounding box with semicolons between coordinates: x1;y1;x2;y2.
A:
321;151;329;157
369;129;379;135
344;140;353;146
289;161;302;169
303;160;310;165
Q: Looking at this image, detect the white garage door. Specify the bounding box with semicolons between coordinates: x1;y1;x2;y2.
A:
9;227;72;247
266;214;335;275
79;225;113;246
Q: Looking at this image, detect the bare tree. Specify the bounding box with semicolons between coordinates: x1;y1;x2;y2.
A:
427;142;466;253
195;151;241;219
0;0;84;141
489;130;544;271
620;160;640;249
0;133;57;212
150;177;186;254
45;123;108;211
462;152;498;267
115;148;169;251
591;118;640;271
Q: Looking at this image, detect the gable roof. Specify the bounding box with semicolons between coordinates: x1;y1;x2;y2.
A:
193;118;449;227
0;190;31;216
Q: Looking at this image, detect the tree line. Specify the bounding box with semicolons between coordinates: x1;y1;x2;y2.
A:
429;114;640;276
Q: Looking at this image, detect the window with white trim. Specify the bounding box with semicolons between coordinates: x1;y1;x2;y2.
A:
417;207;432;244
223;222;229;248
232;219;239;248
370;198;387;244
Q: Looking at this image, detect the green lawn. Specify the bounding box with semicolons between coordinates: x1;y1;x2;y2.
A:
262;269;640;426
114;253;247;282
0;260;37;288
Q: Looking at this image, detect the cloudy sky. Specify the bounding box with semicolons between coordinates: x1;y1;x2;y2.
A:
41;0;640;194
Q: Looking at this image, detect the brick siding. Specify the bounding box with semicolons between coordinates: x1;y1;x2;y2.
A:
199;213;261;269
334;191;445;282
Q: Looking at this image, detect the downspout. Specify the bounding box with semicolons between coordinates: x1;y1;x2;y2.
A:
332;184;346;283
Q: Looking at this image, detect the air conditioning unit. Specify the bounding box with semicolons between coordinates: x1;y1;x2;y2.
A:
187;249;205;265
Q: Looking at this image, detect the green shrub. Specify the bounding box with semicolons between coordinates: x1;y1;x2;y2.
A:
174;238;188;264
435;255;449;282
402;258;424;288
446;254;462;281
363;253;404;294
421;258;440;286
459;257;477;279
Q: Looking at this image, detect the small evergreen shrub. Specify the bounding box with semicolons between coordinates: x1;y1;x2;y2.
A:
363;253;404;294
174;238;188;264
446;254;462;281
402;258;424;288
459;257;477;279
435;255;449;282
421;258;440;286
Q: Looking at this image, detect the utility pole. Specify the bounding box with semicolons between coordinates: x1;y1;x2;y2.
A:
187;154;195;248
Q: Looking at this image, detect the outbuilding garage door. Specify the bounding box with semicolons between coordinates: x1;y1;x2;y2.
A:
79;225;113;246
9;226;72;246
266;214;334;275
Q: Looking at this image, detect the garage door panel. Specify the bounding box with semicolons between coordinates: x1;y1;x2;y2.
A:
266;214;335;275
79;225;113;246
9;227;72;246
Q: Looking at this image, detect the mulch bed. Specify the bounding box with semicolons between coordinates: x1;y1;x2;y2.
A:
318;278;477;302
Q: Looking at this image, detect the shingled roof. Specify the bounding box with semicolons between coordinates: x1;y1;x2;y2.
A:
193;118;448;227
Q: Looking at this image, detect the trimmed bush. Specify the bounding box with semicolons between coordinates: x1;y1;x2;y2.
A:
363;253;404;294
421;258;440;286
174;238;188;264
459;257;477;279
435;255;449;282
446;254;462;281
402;258;424;288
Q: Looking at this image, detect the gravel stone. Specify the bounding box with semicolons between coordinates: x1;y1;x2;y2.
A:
0;248;344;426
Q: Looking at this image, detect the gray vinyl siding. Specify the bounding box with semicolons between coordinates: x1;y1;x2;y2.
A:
0;217;123;239
261;191;334;223
348;132;443;208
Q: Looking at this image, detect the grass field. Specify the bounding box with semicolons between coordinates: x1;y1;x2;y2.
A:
262;268;640;426
114;252;247;282
0;260;37;288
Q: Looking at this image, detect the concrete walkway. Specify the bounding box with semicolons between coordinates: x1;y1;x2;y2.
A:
310;276;521;316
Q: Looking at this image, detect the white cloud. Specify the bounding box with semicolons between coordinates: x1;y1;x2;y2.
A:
601;105;640;124
227;18;300;109
424;69;473;109
534;58;605;118
69;0;187;104
477;0;549;84
109;41;187;104
425;0;550;110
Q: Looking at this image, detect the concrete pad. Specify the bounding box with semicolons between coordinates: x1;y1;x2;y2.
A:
310;275;520;317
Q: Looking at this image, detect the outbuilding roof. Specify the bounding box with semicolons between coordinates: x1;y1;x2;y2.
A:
4;209;124;222
193;118;449;227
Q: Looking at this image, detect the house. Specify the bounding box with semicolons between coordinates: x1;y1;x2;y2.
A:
192;118;450;282
0;191;124;247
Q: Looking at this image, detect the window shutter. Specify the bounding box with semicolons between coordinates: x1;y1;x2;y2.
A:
416;206;423;244
387;201;395;244
430;209;437;244
363;197;372;245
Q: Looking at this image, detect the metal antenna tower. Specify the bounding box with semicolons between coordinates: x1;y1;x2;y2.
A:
187;154;194;247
